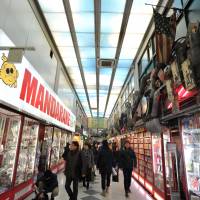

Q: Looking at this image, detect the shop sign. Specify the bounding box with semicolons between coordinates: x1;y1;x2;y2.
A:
0;51;76;132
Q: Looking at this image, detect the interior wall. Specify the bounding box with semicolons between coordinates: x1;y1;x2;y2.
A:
0;0;58;89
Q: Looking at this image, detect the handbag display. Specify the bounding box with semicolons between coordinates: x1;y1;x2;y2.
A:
171;60;182;87
188;22;200;86
181;58;196;90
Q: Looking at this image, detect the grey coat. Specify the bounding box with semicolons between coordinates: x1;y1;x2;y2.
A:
81;149;94;175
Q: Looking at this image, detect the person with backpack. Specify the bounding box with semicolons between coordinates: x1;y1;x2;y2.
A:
120;140;137;198
97;140;113;196
64;141;82;200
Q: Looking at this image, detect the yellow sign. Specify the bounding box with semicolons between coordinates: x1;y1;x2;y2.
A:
88;118;107;129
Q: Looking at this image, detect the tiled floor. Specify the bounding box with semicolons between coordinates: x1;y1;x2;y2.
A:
26;171;153;200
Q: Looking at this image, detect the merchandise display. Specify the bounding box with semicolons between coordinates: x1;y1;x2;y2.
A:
152;133;164;192
0;113;21;194
130;129;153;184
59;132;67;160
15;118;39;185
41;127;53;169
51;128;61;166
181;115;200;197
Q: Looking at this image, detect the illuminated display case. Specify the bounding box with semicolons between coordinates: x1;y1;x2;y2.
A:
152;133;164;192
0;109;21;194
51;128;61;167
59;132;67;160
130;129;154;192
181;115;200;198
15;118;39;185
41;126;53;169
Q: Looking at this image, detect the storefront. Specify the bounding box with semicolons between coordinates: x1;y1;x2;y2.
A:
0;48;76;199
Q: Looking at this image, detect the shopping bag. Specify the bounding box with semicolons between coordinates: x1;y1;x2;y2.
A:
112;173;119;182
112;167;119;182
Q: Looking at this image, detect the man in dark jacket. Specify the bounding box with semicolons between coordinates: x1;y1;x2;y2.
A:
97;140;113;196
120;140;137;198
64;141;82;200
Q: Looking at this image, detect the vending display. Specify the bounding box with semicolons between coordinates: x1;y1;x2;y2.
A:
51;128;61;166
0;112;21;194
181;115;200;197
15;118;39;185
152;133;164;192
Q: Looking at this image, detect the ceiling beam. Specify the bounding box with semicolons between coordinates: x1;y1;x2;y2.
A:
29;0;87;118
94;0;101;118
103;0;133;117
63;0;93;117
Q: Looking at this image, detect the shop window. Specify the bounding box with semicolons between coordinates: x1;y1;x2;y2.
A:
51;128;61;167
59;131;67;160
0;108;21;193
152;133;164;192
15;118;39;185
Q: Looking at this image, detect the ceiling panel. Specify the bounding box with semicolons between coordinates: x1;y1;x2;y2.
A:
79;47;96;59
76;33;95;47
52;32;73;46
101;33;119;48
101;13;123;33
73;13;94;32
101;0;126;13
100;47;116;59
44;13;70;32
38;0;64;12
70;0;94;12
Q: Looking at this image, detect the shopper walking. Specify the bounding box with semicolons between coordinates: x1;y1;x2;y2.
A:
97;140;113;196
120;140;137;198
64;141;82;200
81;142;95;190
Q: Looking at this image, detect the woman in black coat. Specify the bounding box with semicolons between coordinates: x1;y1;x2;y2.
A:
97;140;113;196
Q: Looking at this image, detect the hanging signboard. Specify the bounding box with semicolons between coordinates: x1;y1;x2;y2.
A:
0;51;76;132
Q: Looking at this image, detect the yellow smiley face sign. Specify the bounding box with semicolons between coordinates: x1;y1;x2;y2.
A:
0;53;19;88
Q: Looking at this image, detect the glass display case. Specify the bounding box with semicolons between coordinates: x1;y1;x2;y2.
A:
59;132;67;160
0;110;21;194
152;132;164;192
15;118;39;185
181;116;200;198
51;128;61;166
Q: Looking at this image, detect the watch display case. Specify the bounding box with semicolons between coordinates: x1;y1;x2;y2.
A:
181;115;200;197
152;133;164;192
0;111;21;194
15;118;39;185
51;128;61;167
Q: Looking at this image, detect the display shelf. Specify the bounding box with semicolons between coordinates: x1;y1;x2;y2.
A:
181;115;200;197
51;128;61;167
15;118;39;186
0;114;21;194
